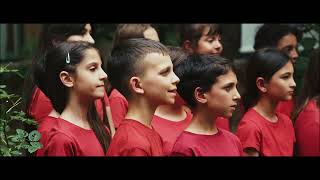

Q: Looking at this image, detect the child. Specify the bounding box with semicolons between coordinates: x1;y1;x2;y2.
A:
291;48;320;156
106;38;179;156
171;54;242;156
254;24;302;117
151;46;192;156
36;42;111;156
22;24;115;136
109;24;160;129
178;24;223;55
237;48;296;156
178;24;230;131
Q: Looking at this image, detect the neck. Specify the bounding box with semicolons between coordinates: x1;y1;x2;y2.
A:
186;105;218;135
125;96;158;128
253;96;278;122
155;104;186;122
60;92;91;129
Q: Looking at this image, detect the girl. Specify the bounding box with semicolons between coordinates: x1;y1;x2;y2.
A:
22;24;115;136
237;48;296;156
178;24;223;55
292;48;320;156
36;42;111;156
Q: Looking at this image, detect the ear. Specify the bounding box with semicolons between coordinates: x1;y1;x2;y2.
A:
129;76;144;94
59;71;74;88
256;77;267;93
182;40;194;54
194;87;207;104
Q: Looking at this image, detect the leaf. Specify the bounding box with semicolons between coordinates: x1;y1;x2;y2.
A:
0;146;11;156
11;150;22;156
28;130;41;142
16;129;28;137
300;37;316;51
21;144;30;149
27;146;38;154
30;141;42;149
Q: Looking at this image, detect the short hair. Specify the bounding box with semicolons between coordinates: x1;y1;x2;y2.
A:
112;24;153;48
254;24;302;50
178;24;221;47
107;38;169;99
166;45;188;68
175;54;233;108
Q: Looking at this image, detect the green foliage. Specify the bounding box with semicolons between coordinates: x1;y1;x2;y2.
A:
0;64;42;156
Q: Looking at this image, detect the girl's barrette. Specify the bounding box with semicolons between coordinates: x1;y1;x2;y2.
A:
66;52;70;64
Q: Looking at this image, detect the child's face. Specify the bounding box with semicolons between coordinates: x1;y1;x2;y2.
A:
67;24;95;44
277;33;298;63
72;48;107;100
204;70;240;118
143;27;160;42
194;27;223;55
265;61;296;101
139;53;180;105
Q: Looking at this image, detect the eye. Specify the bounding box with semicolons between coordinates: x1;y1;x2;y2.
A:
89;66;97;72
224;85;233;92
160;68;170;76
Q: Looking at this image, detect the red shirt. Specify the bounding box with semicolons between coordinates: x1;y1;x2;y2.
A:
216;117;230;131
29;87;110;123
276;99;294;118
294;100;320;156
36;118;108;156
171;129;242;156
109;89;128;129
107;119;164;156
236;108;295;156
151;111;192;155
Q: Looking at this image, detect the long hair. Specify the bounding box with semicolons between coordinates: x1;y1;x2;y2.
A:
292;48;320;122
22;24;90;117
35;41;110;153
243;48;290;111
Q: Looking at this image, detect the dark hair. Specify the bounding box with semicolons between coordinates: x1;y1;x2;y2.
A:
292;48;320;121
107;38;169;99
36;41;110;153
22;24;92;116
254;24;302;50
112;24;154;48
178;24;221;47
243;48;291;111
175;54;233;108
166;46;188;68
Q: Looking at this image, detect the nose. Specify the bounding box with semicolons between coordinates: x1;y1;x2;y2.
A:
172;71;180;85
233;88;241;102
290;77;296;89
100;68;108;80
85;33;95;44
213;40;223;54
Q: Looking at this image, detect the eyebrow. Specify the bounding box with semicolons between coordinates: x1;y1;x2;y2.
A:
159;66;171;73
86;62;100;67
221;82;236;89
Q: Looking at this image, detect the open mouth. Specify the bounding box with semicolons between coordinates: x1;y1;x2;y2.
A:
168;89;177;94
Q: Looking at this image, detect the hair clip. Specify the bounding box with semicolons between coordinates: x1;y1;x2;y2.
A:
66;52;70;64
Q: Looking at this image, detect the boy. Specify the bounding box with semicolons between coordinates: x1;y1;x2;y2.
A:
106;38;180;156
171;54;242;156
109;24;160;129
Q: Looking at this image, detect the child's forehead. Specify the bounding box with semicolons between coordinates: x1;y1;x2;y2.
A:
140;52;171;69
81;48;102;64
